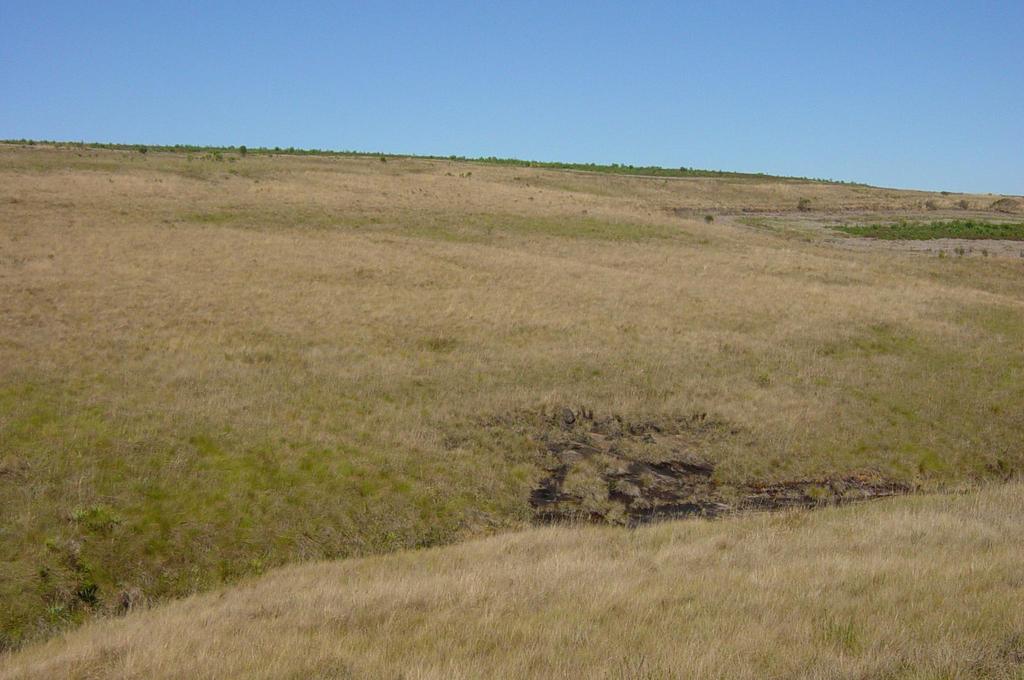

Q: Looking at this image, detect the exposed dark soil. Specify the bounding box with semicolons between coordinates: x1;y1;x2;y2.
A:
527;407;911;526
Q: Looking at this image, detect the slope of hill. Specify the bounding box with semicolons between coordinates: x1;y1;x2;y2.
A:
1;142;1023;650
2;484;1022;679
0;139;868;183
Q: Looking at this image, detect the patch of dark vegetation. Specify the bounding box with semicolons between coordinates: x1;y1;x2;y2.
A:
835;219;1024;241
524;407;910;526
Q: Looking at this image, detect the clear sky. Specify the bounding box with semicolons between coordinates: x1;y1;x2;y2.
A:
2;1;1022;194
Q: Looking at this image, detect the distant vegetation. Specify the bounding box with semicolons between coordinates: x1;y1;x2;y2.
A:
0;138;861;185
836;219;1024;241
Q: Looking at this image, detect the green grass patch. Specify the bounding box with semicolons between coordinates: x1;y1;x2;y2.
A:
0;374;532;651
835;220;1024;240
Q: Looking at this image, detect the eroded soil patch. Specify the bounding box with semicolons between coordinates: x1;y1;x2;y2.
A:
525;407;909;526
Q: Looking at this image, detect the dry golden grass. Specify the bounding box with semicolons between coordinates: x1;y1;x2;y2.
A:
1;143;1023;649
3;483;1023;679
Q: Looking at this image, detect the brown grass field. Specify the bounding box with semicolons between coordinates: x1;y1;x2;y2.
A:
1;143;1023;674
3;484;1023;679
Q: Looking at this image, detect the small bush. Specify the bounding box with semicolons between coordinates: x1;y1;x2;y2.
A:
797;198;812;212
991;198;1022;214
75;582;100;607
704;214;714;223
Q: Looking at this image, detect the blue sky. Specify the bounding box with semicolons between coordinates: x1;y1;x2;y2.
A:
2;1;1021;194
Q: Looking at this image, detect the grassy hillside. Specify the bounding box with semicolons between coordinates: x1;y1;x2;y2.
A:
1;143;1023;649
0;138;862;183
3;484;1023;679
